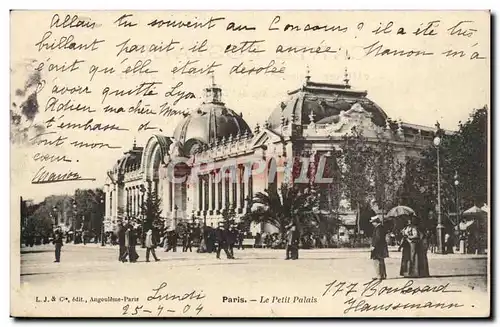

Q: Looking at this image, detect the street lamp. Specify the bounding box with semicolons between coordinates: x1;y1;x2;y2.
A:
174;204;179;229
140;184;146;248
454;171;460;224
52;206;58;229
433;135;445;254
100;197;105;246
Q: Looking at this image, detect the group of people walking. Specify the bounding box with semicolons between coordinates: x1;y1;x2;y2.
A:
370;214;430;280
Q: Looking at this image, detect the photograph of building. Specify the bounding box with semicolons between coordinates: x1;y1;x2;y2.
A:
104;72;439;233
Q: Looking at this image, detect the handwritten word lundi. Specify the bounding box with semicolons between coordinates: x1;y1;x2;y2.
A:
147;282;206;302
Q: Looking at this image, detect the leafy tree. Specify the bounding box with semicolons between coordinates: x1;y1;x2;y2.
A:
340;128;405;238
339;128;376;236
373;137;405;218
242;183;317;240
398;107;488;229
74;188;105;232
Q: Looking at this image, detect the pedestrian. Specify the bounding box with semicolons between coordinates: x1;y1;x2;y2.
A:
145;229;160;262
285;222;300;260
370;216;388;280
182;229;192;252
228;224;237;258
400;215;428;278
129;226;139;262
118;223;126;262
215;222;233;259
53;228;63;263
237;230;244;250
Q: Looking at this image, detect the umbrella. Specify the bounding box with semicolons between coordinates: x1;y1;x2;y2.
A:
462;205;487;217
386;205;415;218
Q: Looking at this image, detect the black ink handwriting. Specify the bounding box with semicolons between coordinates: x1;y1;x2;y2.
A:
31;166;95;184
35;31;105;52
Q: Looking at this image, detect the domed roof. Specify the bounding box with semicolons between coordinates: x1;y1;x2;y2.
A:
266;78;388;128
173;82;251;155
112;143;143;173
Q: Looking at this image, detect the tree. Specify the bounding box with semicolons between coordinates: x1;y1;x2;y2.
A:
74;188;105;232
241;183;317;240
339;128;376;236
398;106;488;229
373;137;405;218
140;187;162;231
340;128;405;238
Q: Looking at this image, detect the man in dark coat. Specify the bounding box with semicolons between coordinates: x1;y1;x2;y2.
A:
117;223;126;262
53;228;63;263
285;223;300;260
370;216;389;280
216;223;233;259
182;229;193;252
228;224;238;258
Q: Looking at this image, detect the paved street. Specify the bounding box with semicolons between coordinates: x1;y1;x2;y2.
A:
15;244;489;317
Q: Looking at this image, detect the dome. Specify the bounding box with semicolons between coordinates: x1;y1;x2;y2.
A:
266;79;388;128
112;145;143;173
173;82;251;155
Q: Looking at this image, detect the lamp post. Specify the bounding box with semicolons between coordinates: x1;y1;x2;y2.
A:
100;196;105;246
72;200;77;243
52;206;58;231
433;135;445;254
140;184;146;248
454;171;465;254
454;171;460;224
174;204;178;229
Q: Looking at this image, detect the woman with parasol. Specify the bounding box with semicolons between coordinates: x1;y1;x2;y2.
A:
387;206;429;278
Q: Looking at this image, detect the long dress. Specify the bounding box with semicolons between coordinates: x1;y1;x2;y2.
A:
400;225;429;278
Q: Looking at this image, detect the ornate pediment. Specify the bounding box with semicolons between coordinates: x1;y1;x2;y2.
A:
306;102;384;138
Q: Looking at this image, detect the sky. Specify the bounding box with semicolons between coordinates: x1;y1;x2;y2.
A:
9;11;490;203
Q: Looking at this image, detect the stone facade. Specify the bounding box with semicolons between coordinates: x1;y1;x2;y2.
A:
104;76;438;233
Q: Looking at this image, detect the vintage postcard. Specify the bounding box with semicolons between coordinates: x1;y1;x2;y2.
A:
10;10;490;317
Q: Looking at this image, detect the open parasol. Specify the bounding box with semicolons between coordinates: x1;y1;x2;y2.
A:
386;205;415;218
462;205;487;217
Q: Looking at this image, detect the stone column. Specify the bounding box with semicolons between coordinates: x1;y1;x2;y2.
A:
162;178;170;219
104;187;110;218
222;172;227;210
214;170;220;213
208;172;214;214
236;165;243;213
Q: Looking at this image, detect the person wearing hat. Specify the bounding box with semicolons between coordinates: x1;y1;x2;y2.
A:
370;215;388;280
215;222;233;259
228;224;238;258
145;228;160;262
285;222;300;260
53;227;63;263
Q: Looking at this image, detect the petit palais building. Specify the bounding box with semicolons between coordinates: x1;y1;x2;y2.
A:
103;73;437;234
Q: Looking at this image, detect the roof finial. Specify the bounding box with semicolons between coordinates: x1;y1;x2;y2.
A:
305;65;311;83
211;72;216;87
343;67;350;87
133;137;137;148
